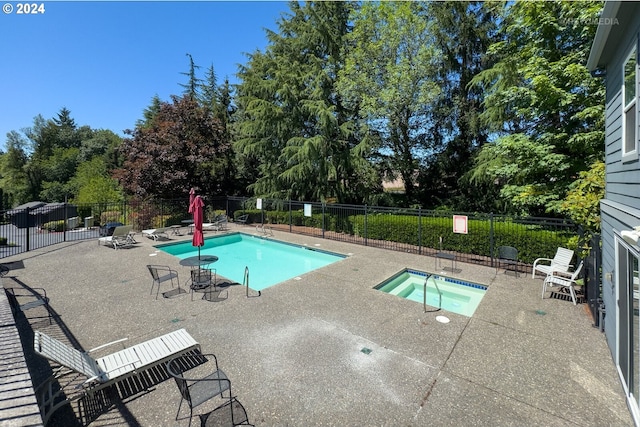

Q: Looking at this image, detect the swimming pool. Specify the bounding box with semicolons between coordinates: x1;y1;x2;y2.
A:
375;269;487;317
156;233;345;291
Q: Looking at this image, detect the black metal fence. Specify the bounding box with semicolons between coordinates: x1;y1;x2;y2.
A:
584;234;603;327
0;196;603;322
0;196;585;272
224;196;581;271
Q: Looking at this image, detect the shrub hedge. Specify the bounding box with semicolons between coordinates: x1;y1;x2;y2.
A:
241;208;575;264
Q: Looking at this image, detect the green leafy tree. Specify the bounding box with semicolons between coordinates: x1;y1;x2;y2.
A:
0;131;30;206
38;146;79;201
338;1;440;204
78;129;123;169
71;157;123;204
469;1;605;216
560;160;604;232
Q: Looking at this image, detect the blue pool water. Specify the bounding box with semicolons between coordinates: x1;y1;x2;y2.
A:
156;233;345;291
375;269;487;317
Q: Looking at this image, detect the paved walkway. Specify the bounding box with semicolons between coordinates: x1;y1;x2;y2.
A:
1;228;633;426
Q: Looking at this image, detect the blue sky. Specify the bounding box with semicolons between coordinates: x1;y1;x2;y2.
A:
0;1;290;146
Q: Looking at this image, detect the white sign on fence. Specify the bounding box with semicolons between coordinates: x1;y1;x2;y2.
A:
304;204;312;217
256;198;262;210
453;215;468;234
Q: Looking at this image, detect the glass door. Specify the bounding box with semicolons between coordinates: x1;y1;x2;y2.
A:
617;237;640;410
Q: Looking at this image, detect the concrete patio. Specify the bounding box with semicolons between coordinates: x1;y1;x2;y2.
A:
0;228;633;426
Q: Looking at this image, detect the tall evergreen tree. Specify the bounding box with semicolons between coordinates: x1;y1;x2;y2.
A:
235;1;375;203
180;53;202;100
199;64;219;113
418;1;499;210
136;95;163;129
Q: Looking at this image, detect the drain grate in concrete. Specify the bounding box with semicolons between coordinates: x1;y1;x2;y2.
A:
535;309;546;315
360;347;372;355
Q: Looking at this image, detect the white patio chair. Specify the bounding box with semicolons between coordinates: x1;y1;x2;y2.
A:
532;247;574;278
542;261;584;305
142;227;170;241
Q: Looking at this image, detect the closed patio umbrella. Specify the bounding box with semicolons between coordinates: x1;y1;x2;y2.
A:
189;194;205;259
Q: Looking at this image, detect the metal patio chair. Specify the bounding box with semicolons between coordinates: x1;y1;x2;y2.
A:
147;264;180;299
190;268;217;301
496;246;519;277
167;353;233;427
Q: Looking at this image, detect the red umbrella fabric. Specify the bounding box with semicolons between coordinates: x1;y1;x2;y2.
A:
188;188;196;213
190;194;205;257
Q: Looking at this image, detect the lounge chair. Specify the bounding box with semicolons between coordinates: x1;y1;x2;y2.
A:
98;225;134;249
203;215;229;232
236;214;249;226
532;247;574;279
542;261;584;305
33;328;200;426
142;227;170;241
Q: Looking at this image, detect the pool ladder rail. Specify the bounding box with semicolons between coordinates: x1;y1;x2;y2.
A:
424;273;442;313
243;266;261;297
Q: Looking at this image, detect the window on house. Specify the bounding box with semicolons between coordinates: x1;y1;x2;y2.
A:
623;47;638;160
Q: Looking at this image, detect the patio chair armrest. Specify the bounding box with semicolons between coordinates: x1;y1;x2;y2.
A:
532;258;553;269
87;337;128;353
9;287;47;298
149;265;177;274
80;357;140;385
102;358;141;375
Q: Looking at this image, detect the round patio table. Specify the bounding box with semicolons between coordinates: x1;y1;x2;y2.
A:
179;255;219;268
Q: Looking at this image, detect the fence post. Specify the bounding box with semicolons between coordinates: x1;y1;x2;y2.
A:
489;212;494;268
63;201;68;242
289;200;292;233
418;207;422;255
26;207;30;252
364;204;368;247
322;202;326;239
